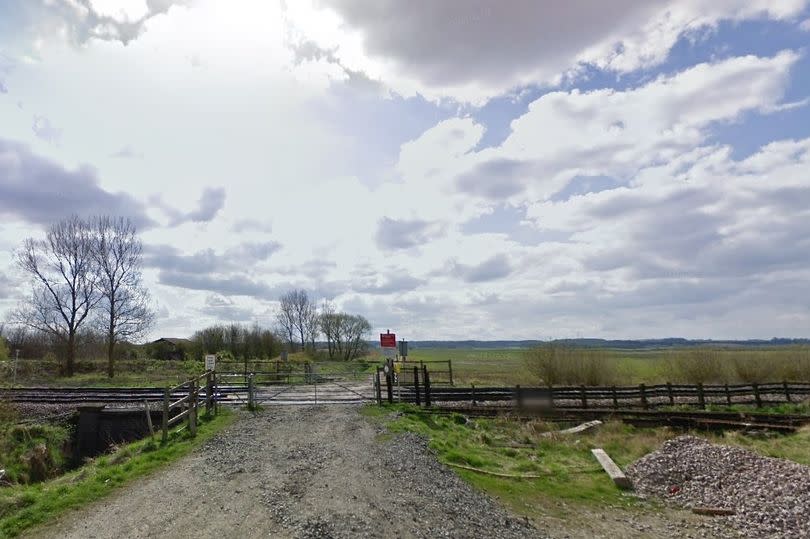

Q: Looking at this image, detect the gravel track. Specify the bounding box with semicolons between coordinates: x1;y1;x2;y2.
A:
25;406;541;539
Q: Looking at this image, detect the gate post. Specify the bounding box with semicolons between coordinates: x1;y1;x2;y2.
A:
386;371;393;404
413;366;421;406
248;374;256;410
422;365;431;408
162;387;169;444
188;380;197;437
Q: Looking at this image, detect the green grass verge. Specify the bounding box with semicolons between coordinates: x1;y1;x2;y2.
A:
363;404;810;521
0;409;235;538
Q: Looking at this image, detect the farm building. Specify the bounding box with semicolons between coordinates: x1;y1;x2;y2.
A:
149;337;192;360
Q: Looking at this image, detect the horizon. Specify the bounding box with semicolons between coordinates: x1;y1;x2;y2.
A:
2;2;810;341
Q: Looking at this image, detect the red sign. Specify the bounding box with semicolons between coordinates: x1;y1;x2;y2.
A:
380;333;396;348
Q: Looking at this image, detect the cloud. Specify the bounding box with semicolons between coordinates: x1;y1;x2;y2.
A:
0;137;154;227
12;0;190;46
110;145;144;159
455;158;530;200
0;53;11;94
200;294;258;322
158;270;280;299
353;273;425;295
32;116;62;144
375;217;446;250
801;18;810;30
231;218;273;233
143;240;281;273
452;254;513;283
289;0;806;102
151;187;226;226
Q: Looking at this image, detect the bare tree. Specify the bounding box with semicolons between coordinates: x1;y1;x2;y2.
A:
319;307;371;361
14;216;100;376
278;289;317;352
276;295;297;351
91;216;154;378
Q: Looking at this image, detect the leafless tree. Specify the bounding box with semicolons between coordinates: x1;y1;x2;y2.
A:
319;305;371;361
14;216;101;376
91;216;154;378
276;295;297;351
278;289;317;351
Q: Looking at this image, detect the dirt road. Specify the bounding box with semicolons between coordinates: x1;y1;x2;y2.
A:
27;406;541;539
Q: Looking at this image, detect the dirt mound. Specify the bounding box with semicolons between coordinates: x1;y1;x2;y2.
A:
627;435;810;538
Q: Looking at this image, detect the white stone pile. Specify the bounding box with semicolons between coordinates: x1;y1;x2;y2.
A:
627;435;810;538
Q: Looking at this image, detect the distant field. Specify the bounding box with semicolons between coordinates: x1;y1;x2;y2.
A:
408;346;810;387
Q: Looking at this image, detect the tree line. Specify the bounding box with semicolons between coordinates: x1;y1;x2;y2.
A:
9;215;153;377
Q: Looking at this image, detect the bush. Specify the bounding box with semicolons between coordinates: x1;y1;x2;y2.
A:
732;351;776;383
0;337;9;362
525;343;616;386
667;348;728;384
0;423;71;484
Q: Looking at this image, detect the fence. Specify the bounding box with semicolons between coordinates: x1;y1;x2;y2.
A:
380;379;810;410
393;360;453;386
159;371;216;442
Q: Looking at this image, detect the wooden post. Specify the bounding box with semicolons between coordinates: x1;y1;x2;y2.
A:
471;383;476;407
639;384;648;409
447;360;454;386
784;381;792;403
611;385;618;409
212;372;218;415
143;400;155;439
423;365;431;407
753;383;762;408
580;385;588;409
188;380;197;436
375;368;382;405
697;382;705;409
666;382;674;406
249;374;256;410
413;366;421;406
386;371;393;404
205;371;212;415
516;385;523;409
724;383;732;405
161;387;169;444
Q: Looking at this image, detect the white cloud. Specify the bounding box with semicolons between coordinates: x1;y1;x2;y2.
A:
286;0;808;103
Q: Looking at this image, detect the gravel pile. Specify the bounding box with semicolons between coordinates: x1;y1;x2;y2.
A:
627;435;810;538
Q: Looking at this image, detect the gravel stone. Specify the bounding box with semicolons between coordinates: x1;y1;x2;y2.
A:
627;435;810;538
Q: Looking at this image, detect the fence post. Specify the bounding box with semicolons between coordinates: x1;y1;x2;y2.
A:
724;383;731;405
248;374;255;410
666;382;674;406
143;400;155;440
375;368;382;405
697;382;705;409
413;366;421;406
448;360;454;386
580;385;588;409
162;387;169;444
611;385;618;409
471;383;476;407
189;380;197;436
423;365;431;407
639;383;648;409
205;371;212;415
516;385;523;409
783;381;792;403
753;383;762;408
386;371;393;404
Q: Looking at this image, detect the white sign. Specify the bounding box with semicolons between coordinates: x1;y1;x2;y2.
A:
205;354;216;371
382;347;397;360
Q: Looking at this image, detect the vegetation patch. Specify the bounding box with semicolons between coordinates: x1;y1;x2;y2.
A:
366;404;810;522
0;408;234;538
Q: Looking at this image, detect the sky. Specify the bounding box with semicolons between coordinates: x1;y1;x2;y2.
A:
1;0;810;341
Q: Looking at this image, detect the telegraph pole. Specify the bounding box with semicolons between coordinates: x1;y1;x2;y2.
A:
12;349;20;387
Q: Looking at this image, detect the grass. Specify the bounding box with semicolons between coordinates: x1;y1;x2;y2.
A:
364;403;810;522
408;346;810;387
0;408;235;538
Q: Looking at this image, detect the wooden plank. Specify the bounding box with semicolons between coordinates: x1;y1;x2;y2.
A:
541;420;602;437
591;448;633;490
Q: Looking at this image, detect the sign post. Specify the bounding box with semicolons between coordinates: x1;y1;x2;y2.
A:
204;354;216;372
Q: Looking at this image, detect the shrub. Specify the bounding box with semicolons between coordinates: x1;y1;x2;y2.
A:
731;351;777;383
667;348;728;384
524;343;616;386
0;337;9;361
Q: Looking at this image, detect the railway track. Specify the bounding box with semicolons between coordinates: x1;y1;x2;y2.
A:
410;406;810;432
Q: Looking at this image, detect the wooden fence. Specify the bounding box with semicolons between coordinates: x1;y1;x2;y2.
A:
159;371;216;442
382;377;810;410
